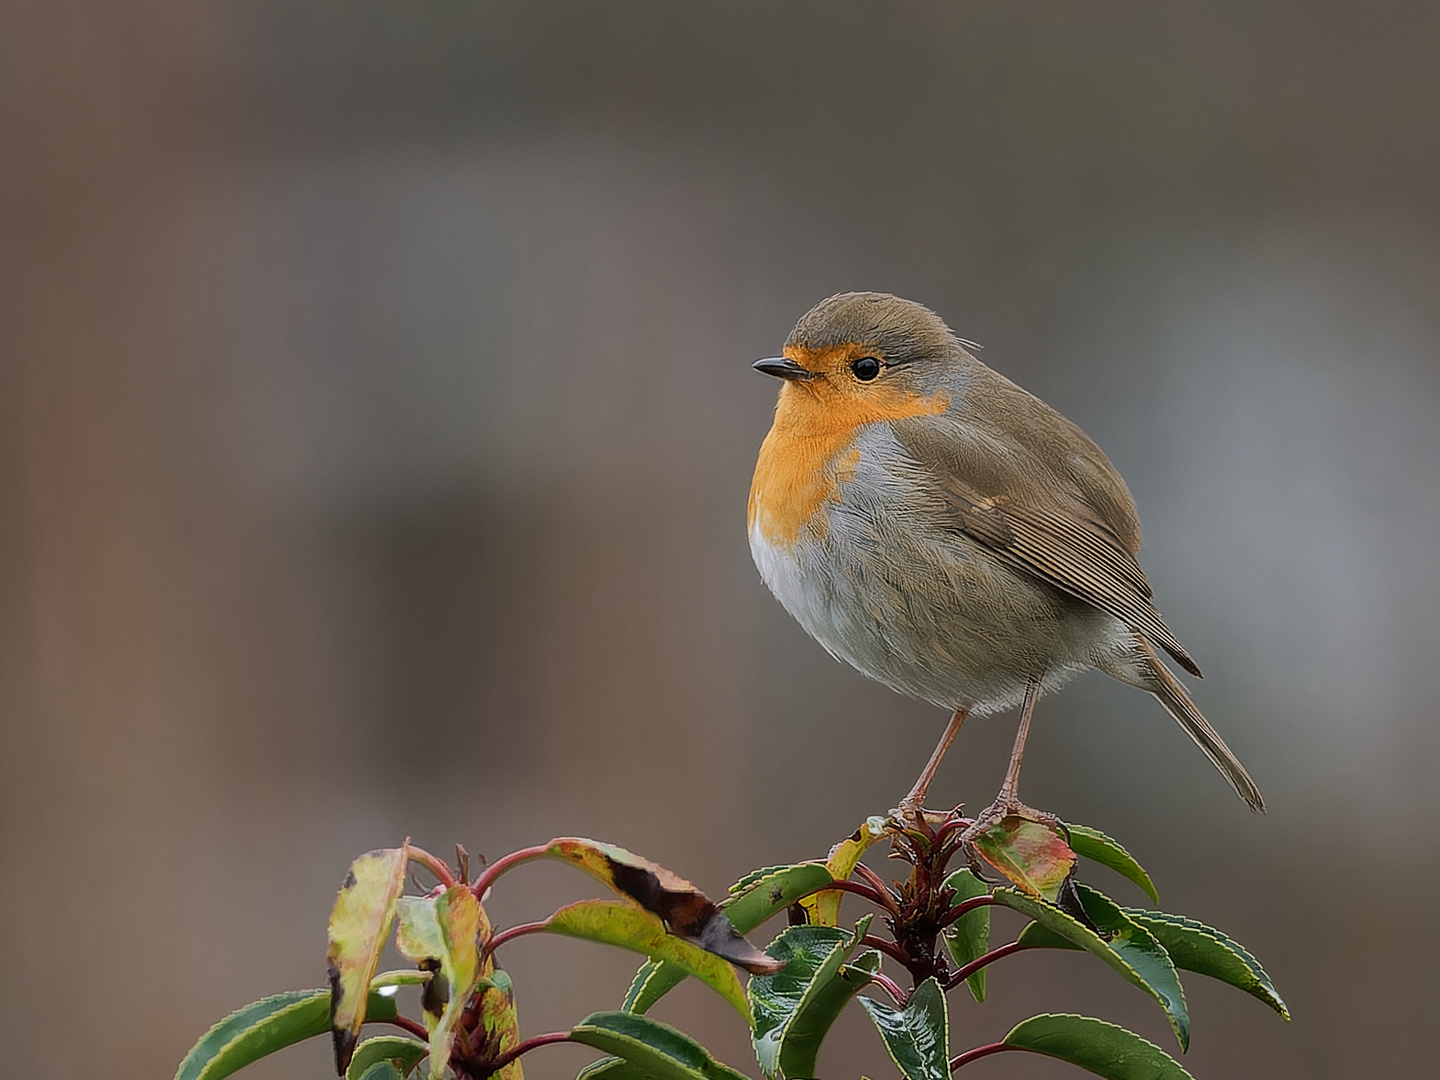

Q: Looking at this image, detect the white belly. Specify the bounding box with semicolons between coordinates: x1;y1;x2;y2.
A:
748;486;1127;715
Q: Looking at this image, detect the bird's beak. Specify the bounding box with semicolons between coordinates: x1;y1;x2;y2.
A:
753;356;816;381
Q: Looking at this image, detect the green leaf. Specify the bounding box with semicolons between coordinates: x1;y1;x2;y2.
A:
395;886;487;1080
999;885;1190;1050
729;864;802;895
1066;825;1160;905
1001;1013;1195;1079
801;817;888;927
749;924;866;1078
175;988;397;1080
777;949;880;1079
726;864;837;934
623;864;833;1017
1122;909;1289;1020
571;1011;751;1080
327;846;409;1071
969;815;1076;902
347;1035;427;1080
940;869;991;1003
356;1064;405;1080
575;1057;641;1080
548;900;752;1024
858;976;950;1080
621;960;673;1015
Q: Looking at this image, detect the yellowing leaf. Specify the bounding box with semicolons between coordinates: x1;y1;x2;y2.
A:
327;846;409;1072
622;863;834;1019
395;886;487;1080
546;900;752;1024
476;972;524;1080
801;816;888;927
969;815;1076;902
543;838;776;974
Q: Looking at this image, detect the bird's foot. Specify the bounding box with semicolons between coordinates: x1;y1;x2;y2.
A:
887;800;933;835
958;792;1063;850
888;797;950;833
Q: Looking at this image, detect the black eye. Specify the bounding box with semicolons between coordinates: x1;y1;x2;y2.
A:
851;357;881;381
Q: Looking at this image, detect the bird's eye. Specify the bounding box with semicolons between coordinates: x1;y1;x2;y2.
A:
851;357;881;381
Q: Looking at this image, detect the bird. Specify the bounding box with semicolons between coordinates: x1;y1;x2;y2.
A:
747;291;1265;833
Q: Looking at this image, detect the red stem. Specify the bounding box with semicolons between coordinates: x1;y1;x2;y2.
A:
486;1031;573;1073
796;876;890;910
860;934;910;965
869;970;908;1005
852;863;903;919
951;1042;1019;1070
937;894;998;929
408;846;457;889
374;1014;430;1041
943;941;1030;989
471;844;551;899
486;920;549;953
932;816;976;847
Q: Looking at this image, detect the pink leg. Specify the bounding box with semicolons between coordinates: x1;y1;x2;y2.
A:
895;707;968;821
962;678;1061;842
996;678;1041;805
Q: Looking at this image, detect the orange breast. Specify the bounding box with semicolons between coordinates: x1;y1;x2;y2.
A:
748;355;950;549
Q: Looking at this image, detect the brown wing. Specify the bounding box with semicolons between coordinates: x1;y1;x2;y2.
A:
892;408;1202;678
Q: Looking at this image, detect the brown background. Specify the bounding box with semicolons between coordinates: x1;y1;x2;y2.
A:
3;3;1439;1078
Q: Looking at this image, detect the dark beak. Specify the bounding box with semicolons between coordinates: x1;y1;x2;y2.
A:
753;356;816;381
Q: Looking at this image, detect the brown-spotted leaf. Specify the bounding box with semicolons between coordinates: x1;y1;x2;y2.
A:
969;815;1076;902
474;971;523;1080
545;900;753;1024
800;816;888;927
543;838;777;974
327;845;409;1073
395;886;487;1080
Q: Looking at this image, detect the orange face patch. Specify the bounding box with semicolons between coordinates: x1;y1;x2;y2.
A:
748;345;950;548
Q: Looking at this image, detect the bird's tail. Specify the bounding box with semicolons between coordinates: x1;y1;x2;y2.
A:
1133;637;1267;812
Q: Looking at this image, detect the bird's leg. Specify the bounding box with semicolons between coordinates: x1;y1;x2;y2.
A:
962;678;1061;841
996;677;1040;808
892;707;968;826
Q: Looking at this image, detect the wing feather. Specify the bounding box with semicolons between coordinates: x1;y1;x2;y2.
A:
893;414;1202;678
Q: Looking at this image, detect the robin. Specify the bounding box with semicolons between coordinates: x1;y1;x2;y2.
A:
748;292;1265;832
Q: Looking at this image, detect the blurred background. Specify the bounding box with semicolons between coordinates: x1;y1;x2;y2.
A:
3;2;1438;1077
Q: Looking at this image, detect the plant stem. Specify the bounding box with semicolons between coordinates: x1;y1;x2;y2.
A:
932;816;976;847
486;1031;573;1073
470;844;551;900
408;846;458;889
860;934;911;965
937;893;997;929
486;920;549;954
797;876;889;910
375;1014;430;1041
950;1042;1017;1070
868;970;908;1006
943;941;1029;989
852;863;904;919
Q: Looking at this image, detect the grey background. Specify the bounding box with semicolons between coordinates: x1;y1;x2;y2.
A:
3;3;1438;1078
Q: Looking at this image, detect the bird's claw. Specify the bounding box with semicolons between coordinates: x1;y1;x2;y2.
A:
958;794;1062;849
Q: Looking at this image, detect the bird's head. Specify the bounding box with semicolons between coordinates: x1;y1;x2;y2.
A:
754;292;974;417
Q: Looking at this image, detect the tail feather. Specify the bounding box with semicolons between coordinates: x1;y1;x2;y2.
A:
1135;638;1266;812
